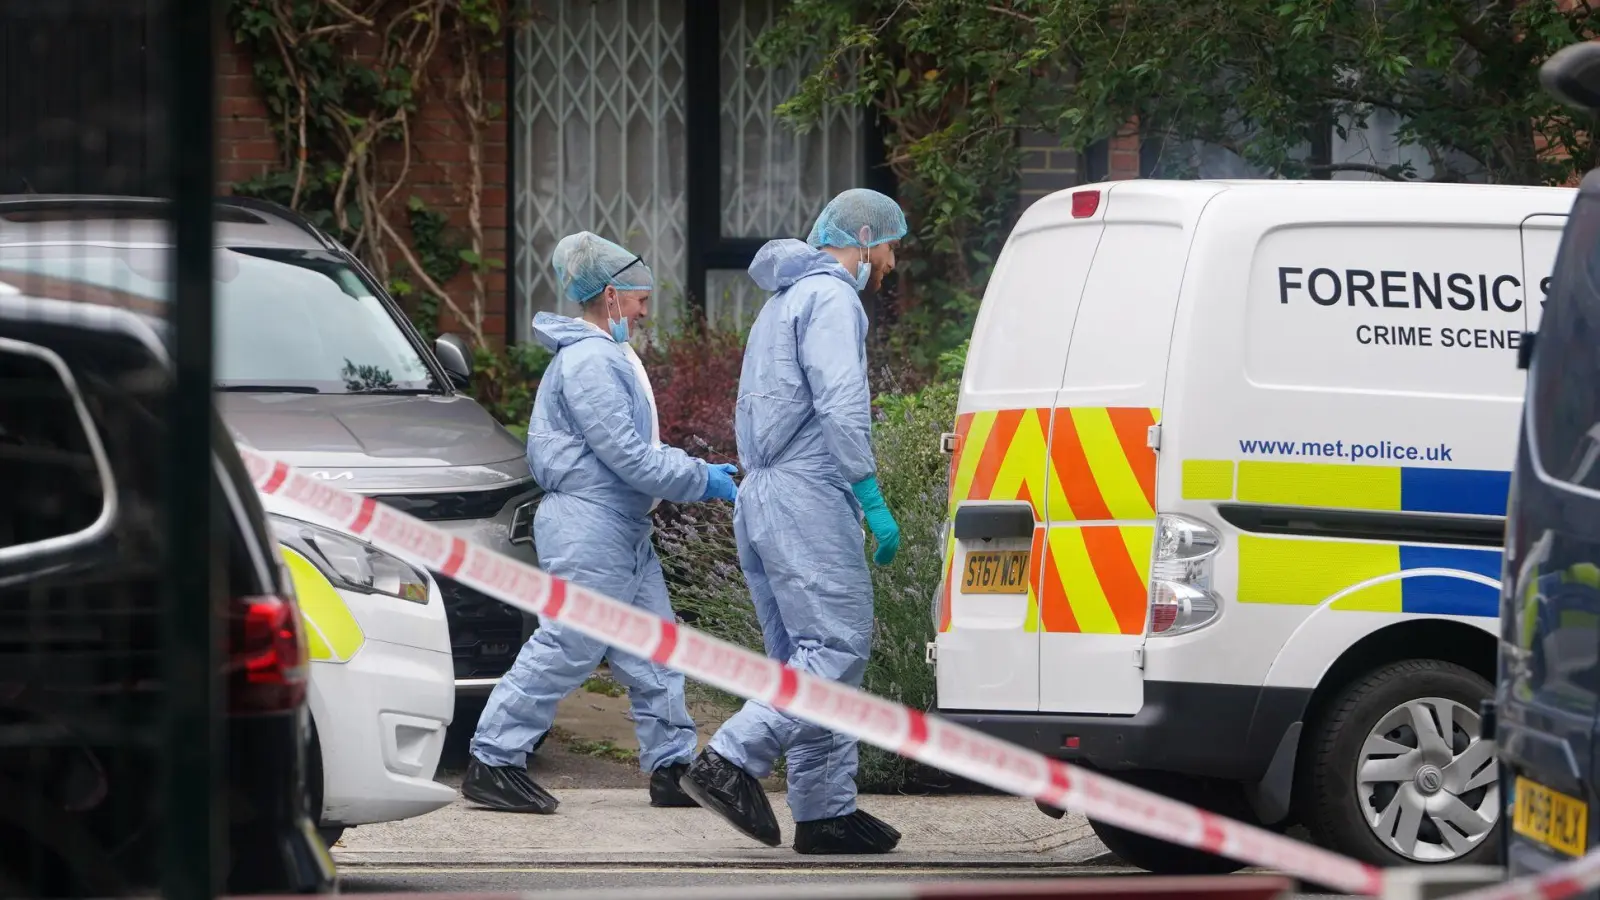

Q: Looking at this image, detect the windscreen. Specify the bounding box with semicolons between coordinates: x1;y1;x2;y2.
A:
0;244;437;393
1530;189;1600;490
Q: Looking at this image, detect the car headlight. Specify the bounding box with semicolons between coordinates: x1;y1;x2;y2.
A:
268;513;430;604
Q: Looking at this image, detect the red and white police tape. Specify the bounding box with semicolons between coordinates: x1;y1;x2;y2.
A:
244;448;1386;894
1449;853;1600;900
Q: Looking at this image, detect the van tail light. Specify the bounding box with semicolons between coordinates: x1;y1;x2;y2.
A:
1071;190;1101;218
227;593;309;714
1147;515;1223;637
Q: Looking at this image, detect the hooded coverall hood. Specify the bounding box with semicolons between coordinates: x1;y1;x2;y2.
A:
747;239;856;294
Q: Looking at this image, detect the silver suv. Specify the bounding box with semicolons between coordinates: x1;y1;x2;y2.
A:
0;195;538;693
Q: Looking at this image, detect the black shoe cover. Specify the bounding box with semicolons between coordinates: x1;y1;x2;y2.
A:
649;763;697;808
461;759;560;813
793;809;902;855
678;748;781;846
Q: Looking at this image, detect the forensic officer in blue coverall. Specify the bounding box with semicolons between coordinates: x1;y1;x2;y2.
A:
679;189;907;854
463;232;739;813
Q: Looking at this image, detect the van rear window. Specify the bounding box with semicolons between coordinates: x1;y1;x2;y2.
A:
1530;191;1600;489
965;224;1100;398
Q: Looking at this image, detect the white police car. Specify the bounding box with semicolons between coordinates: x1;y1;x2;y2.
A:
260;492;456;845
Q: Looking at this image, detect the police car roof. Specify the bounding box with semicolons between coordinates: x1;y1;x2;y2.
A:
0;194;334;251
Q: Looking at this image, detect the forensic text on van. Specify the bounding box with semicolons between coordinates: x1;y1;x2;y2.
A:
1277;267;1550;312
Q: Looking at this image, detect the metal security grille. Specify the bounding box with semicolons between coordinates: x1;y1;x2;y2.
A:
717;0;861;240
707;0;863;328
511;0;689;333
512;0;866;334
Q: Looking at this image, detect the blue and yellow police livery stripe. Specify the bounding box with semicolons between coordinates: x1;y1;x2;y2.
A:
281;547;366;662
1182;460;1510;517
1237;535;1501;618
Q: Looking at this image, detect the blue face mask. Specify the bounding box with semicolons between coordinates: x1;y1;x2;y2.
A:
853;259;871;291
605;291;630;343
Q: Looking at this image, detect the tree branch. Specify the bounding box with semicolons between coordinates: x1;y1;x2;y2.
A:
1303;161;1412;181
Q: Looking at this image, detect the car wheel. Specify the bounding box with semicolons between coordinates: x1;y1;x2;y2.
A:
1084;771;1253;875
1300;659;1499;866
318;826;346;848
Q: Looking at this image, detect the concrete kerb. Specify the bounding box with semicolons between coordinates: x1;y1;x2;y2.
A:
331;791;1119;870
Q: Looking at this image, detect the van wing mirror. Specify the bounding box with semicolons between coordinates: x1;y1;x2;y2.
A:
1542;42;1600;111
434;333;473;389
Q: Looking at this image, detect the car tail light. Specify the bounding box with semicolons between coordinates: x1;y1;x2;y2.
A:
1071;189;1101;218
1147;514;1223;637
228;593;309;714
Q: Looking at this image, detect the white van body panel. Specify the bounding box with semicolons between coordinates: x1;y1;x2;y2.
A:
1262;607;1497;693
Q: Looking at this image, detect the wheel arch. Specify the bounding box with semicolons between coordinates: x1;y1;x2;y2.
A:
1297;618;1496;747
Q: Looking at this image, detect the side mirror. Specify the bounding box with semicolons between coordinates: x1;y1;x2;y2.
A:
1542;42;1600;111
434;334;473;389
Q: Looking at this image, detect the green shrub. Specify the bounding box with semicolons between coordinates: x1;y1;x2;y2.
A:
853;373;956;790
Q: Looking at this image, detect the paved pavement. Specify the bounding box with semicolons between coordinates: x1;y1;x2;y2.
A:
333;789;1118;868
339;866;1145;894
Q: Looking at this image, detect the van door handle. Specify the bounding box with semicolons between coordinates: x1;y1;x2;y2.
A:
953;503;1034;540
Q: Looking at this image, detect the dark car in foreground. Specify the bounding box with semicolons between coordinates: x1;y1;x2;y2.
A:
1497;41;1600;881
0;278;333;894
0;195;541;693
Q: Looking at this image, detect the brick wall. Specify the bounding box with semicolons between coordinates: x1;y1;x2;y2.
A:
1017;125;1144;211
215;31;511;346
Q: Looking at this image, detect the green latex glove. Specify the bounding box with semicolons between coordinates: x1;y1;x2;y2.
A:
851;476;901;566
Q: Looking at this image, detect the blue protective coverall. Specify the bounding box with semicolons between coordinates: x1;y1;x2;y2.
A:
707;239;878;822
471;312;708;772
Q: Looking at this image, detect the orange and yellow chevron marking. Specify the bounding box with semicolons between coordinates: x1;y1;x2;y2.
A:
942;406;1161;635
1039;524;1155;634
948;407;1052;518
1050;407;1159;521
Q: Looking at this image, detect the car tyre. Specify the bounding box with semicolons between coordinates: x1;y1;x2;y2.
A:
1084;771;1253;875
318;826;346;848
1299;659;1500;867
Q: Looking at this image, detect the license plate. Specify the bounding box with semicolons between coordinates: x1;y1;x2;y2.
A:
961;550;1030;595
1513;775;1589;857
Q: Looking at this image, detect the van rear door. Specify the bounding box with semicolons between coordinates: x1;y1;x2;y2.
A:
1035;182;1217;715
935;188;1107;713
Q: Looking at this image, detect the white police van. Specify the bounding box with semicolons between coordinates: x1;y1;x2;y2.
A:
931;179;1573;872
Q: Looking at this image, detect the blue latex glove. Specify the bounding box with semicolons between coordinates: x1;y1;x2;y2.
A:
851;476;900;566
701;463;739;502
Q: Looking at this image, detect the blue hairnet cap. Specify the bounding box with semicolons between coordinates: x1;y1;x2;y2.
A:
805;188;908;249
550;231;654;304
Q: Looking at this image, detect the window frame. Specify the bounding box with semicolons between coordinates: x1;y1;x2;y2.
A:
0;335;120;564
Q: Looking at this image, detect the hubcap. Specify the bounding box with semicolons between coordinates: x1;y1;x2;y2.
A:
1356;697;1498;862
